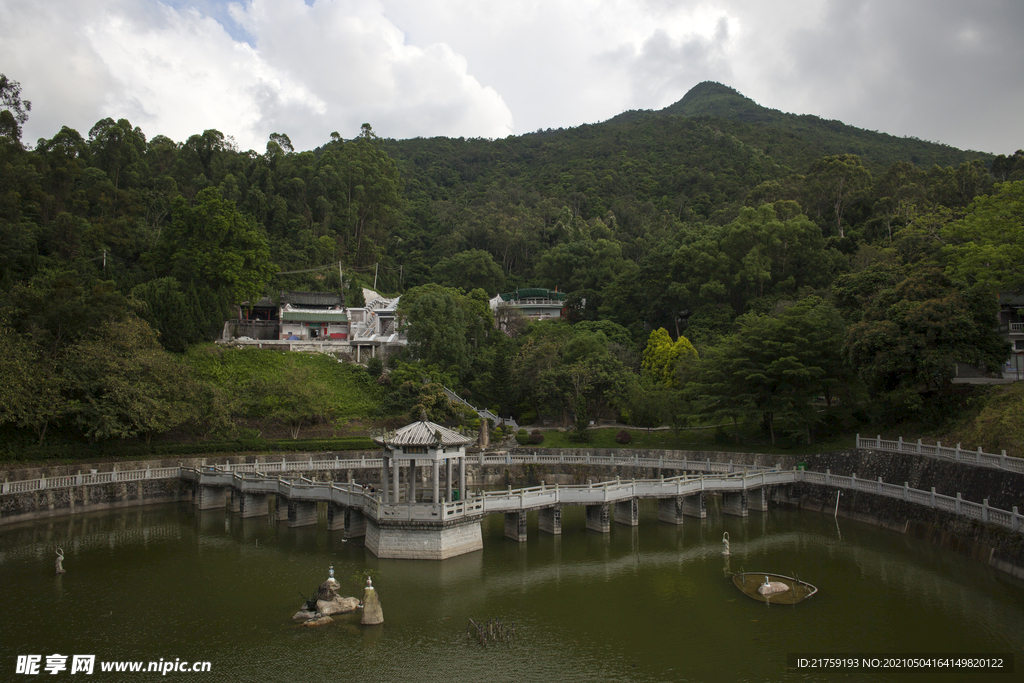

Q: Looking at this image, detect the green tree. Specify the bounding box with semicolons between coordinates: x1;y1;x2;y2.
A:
941;180;1024;294
0;73;31;143
63;316;197;442
88;117;147;190
432;249;505;295
0;321;65;444
805;154;872;237
131;277;199;353
398;284;473;378
336;125;402;264
246;365;335;439
690;297;847;444
641;328;698;388
845;270;1009;401
159;187;276;304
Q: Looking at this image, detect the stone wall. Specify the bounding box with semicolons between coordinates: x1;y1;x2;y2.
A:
0;479;191;526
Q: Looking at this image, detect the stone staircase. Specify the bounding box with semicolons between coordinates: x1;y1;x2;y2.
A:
443;387;518;431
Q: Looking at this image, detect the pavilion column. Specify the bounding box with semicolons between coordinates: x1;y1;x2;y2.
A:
407;459;416;503
432;460;440;504
459;458;466;500
446;458;454;502
381;455;389;504
392;456;400;503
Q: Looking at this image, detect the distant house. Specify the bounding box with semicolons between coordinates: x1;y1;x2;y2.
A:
222;289;405;361
280;305;348;340
999;293;1024;378
489;288;567;324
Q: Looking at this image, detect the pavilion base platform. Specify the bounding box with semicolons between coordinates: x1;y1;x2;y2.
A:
365;518;483;560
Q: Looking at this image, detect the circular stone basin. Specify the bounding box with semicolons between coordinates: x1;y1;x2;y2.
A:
731;572;818;605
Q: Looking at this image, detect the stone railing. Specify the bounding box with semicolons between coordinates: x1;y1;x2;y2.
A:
803;469;1023;530
5;458;1022;534
1;466;183;495
856;434;1024;474
181;467;1024;534
2;452;780;496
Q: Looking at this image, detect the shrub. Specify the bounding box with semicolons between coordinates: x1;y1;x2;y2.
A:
615;430;632;444
518;428;527;436
528;432;544;444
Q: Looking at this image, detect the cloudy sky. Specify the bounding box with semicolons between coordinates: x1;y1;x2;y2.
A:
2;0;1022;154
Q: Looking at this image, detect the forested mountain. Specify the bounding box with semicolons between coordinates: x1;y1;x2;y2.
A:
654;81;988;173
2;73;1023;454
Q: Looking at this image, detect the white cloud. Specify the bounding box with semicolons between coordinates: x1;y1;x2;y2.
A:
3;0;513;150
1;0;1021;153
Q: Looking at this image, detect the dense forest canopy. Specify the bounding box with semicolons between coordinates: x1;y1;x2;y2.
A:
2;74;1023;453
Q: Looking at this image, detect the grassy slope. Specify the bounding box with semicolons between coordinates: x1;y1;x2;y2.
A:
184;345;382;421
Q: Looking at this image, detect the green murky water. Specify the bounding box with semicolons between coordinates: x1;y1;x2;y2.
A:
1;499;1022;682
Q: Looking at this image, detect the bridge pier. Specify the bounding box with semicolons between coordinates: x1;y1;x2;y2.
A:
658;496;686;524
240;492;268;518
328;504;367;537
505;511;528;542
229;489;241;513
194;485;225;511
681;492;706;518
722;491;749;517
274;495;290;521
539;506;562;535
614;499;639;526
327;503;345;530
747;486;769;512
288;500;319;527
586;503;611;533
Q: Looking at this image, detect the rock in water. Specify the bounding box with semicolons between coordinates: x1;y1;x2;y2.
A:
361;577;383;625
318;596;360;616
315;577;341;601
303;615;333;628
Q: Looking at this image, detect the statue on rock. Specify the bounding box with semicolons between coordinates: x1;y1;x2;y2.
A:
293;566;360;623
361;576;384;625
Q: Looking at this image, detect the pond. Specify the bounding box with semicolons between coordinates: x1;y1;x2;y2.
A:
1;498;1021;681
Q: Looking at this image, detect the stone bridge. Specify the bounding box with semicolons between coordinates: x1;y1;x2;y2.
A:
181;464;1023;559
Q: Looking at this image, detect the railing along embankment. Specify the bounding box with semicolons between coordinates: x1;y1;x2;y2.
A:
857;435;1024;474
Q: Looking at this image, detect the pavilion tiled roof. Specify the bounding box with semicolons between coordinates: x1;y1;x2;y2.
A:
373;420;474;448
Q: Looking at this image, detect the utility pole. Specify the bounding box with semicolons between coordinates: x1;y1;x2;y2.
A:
373;262;378;291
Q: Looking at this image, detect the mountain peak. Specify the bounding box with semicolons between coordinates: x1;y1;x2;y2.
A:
662;81;779;124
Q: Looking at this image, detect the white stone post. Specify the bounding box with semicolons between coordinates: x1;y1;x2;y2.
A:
432;460;440;505
392;456;400;504
459;458;466;500
446;458;453;502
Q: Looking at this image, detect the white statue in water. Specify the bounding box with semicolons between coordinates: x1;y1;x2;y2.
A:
757;575;790;596
55;548;65;574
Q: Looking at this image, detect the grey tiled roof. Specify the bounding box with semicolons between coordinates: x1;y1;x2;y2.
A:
374;420;474;447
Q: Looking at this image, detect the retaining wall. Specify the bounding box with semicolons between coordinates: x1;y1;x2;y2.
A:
779;449;1024;580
